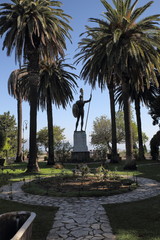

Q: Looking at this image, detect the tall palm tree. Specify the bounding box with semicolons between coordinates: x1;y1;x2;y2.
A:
107;77;120;163
115;83;158;161
19;59;78;165
75;0;160;169
38;59;78;165
0;0;72;172
8;69;27;162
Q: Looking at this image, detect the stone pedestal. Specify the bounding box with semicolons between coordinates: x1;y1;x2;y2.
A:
71;131;90;162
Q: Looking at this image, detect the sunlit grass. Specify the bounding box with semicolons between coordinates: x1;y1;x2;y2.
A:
0;161;73;184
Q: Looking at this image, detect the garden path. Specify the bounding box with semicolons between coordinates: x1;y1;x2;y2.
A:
0;177;160;240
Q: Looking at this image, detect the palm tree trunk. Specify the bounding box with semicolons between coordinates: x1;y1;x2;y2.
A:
15;97;23;162
47;89;55;165
135;97;145;161
122;81;136;170
26;48;40;172
108;83;119;163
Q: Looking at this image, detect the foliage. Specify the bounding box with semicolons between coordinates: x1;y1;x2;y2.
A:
91;115;112;152
77;163;90;176
22;170;136;197
55;141;72;162
148;95;160;127
37;126;65;152
115;111;125;143
0;0;72;64
0;112;17;158
91;112;148;151
150;131;160;161
38;59;78;110
0;130;6;152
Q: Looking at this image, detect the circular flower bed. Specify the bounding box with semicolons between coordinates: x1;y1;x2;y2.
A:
22;172;137;197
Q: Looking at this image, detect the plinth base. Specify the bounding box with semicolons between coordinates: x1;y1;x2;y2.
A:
73;131;88;152
71;151;90;162
71;131;90;162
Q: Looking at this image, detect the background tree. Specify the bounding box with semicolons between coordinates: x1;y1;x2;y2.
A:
91;115;112;153
91;112;148;160
0;130;6;152
37;125;65;153
55;141;72;162
0;112;17;158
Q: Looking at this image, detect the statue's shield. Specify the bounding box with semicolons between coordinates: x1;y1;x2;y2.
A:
72;103;79;118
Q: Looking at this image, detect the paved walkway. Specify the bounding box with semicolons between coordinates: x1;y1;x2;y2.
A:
0;177;160;240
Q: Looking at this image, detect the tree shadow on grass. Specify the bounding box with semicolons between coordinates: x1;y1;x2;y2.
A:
104;194;160;240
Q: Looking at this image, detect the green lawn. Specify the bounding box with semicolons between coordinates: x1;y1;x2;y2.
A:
103;161;160;240
1;160;160;240
104;195;160;240
0;161;73;187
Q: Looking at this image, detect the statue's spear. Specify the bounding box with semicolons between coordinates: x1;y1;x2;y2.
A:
85;88;92;131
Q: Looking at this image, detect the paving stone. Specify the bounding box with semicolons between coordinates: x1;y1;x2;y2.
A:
62;218;75;224
71;229;89;238
65;223;78;230
91;223;101;230
91;236;104;240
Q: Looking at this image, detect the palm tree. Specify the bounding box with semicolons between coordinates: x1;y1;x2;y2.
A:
0;0;72;172
20;59;78;165
75;0;160;169
115;83;158;161
38;59;78;165
8;69;27;162
107;77;120;163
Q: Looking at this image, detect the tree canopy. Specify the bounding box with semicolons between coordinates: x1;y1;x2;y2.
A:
0;112;17;157
37;125;65;152
91;111;148;152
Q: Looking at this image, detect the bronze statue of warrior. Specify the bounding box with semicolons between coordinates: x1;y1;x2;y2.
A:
72;89;92;131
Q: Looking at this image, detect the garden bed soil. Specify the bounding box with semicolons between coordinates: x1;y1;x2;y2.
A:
23;175;136;197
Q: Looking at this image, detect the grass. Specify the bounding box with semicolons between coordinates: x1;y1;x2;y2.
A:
1;159;160;239
0;198;58;240
0;161;72;186
104;195;160;240
103;160;160;240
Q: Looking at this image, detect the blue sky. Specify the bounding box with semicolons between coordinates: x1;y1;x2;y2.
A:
0;0;160;150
